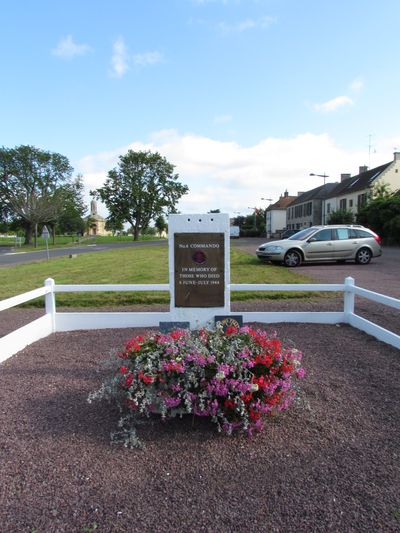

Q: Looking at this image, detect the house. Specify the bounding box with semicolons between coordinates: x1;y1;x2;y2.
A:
323;152;400;221
265;190;297;238
286;182;338;229
85;200;112;236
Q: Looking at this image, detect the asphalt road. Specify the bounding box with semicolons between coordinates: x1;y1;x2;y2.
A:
0;240;167;266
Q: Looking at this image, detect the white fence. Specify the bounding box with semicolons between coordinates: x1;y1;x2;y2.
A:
1;276;399;363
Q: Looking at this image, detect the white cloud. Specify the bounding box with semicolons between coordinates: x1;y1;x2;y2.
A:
219;15;276;33
350;78;364;93
133;51;163;66
52;35;91;59
110;37;129;78
77;130;391;218
213;114;233;124
313;95;353;113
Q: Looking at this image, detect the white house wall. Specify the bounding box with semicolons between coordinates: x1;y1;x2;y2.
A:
324;155;400;221
270;210;287;234
378;156;400;190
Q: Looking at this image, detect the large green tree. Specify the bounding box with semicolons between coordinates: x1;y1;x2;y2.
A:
0;145;74;244
93;150;188;240
357;193;400;244
55;175;87;237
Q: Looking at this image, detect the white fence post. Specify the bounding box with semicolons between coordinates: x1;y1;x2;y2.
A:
344;276;355;322
45;278;56;332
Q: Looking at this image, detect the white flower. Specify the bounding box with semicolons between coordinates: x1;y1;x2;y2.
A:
251;383;259;392
216;371;225;381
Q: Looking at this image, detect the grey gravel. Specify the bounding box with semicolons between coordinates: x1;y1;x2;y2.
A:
1;302;399;533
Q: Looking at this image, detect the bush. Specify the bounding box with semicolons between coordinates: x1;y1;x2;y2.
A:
88;324;305;447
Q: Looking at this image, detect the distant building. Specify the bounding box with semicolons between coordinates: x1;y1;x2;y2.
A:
323;152;400;221
265;191;296;238
85;200;111;236
286;183;338;229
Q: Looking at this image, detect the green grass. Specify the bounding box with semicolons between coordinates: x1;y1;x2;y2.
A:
0;246;317;308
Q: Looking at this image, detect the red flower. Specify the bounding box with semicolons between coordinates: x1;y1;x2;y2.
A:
125;335;144;353
125;373;134;387
170;330;185;340
224;399;236;410
119;366;129;374
138;371;154;384
241;392;253;403
249;410;261;421
225;326;238;336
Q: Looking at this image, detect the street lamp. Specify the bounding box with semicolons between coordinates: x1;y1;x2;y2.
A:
247;207;258;229
261;198;273;238
310;172;329;185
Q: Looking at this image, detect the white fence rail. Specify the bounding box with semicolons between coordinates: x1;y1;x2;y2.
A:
1;276;399;363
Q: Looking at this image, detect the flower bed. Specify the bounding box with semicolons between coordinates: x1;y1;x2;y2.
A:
89;324;305;447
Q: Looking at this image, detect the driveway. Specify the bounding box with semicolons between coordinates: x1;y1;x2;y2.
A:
233;238;400;299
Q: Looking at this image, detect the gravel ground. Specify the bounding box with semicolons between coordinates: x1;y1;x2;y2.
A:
1;302;400;533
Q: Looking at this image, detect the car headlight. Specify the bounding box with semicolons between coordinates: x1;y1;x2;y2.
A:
265;245;283;253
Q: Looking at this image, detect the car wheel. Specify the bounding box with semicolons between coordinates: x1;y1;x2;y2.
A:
284;249;302;267
355;247;372;265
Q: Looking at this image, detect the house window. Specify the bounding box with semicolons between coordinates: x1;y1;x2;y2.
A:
339;199;347;210
357;193;367;208
327;203;331;214
349;199;353;208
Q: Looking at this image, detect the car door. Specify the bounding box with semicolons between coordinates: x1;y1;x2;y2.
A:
303;228;335;261
335;228;355;259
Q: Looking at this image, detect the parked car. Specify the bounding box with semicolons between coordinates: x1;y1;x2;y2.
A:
256;225;382;267
280;229;300;239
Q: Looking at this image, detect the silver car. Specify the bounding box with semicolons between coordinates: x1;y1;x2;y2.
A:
256;225;382;267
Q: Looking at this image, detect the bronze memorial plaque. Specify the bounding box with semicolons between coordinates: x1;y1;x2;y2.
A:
174;232;225;307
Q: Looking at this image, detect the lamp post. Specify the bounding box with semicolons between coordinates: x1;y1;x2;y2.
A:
310;173;329;224
247;207;258;229
261;198;273;238
310;172;329;185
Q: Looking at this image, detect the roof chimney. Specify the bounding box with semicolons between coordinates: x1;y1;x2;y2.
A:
284;189;288;197
359;165;368;174
394;151;400;161
297;191;304;196
341;173;351;182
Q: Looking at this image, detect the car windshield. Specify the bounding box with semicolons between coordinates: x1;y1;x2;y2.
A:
288;228;317;241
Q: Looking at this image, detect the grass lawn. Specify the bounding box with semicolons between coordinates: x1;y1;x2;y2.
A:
0;234;163;251
0;246;316;307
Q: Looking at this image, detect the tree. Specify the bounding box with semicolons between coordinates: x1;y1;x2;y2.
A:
0;145;73;245
93;150;188;240
55;175;86;237
105;214;124;235
327;209;355;224
155;214;167;237
357;193;400;244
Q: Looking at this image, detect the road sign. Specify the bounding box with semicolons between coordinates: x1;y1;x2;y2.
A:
42;225;50;239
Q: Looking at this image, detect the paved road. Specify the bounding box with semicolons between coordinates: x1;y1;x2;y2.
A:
0;240;167;266
232;237;400;299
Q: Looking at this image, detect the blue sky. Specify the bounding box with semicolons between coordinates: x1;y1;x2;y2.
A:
1;0;399;217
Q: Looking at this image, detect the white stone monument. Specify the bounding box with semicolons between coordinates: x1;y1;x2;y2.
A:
168;213;230;328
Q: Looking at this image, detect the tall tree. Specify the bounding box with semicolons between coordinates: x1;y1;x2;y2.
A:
55;175;87;237
93;150;188;240
155;214;167;237
0;145;73;244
